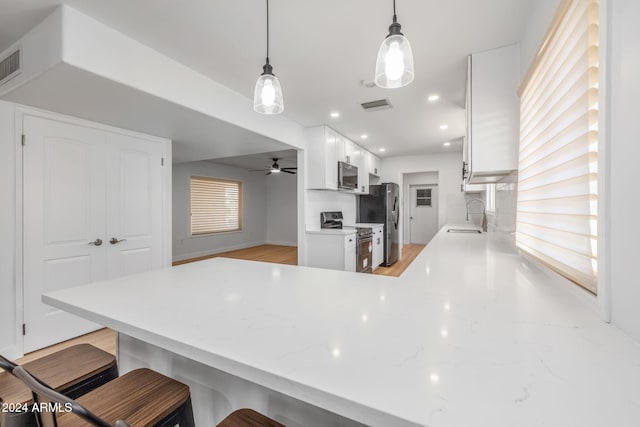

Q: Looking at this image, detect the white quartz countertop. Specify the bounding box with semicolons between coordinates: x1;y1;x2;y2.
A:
43;227;640;427
305;228;356;235
344;223;385;228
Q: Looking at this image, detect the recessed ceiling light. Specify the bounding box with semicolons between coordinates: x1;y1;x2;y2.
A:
440;124;448;130
361;134;368;140
379;148;386;153
443;141;451;147
428;94;440;102
330;112;340;118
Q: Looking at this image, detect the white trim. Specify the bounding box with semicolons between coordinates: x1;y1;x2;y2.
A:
162;139;173;268
172;241;268;263
15;104;173;355
0;345;19;361
15;104;169;144
297;149;306;266
14;105;24;359
596;0;611;322
265;241;298;247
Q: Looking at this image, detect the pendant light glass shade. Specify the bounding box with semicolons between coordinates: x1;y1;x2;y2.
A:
254;0;284;115
375;34;414;88
254;70;284;114
375;1;414;89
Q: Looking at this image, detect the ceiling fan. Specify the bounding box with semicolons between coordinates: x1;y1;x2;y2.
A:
250;158;297;175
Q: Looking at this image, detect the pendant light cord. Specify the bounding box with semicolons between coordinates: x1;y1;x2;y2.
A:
392;0;397;23
266;0;270;60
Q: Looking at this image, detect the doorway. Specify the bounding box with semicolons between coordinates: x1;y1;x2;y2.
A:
408;184;439;244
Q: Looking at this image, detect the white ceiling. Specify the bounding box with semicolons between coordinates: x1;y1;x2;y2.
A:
211;149;297;172
0;0;535;157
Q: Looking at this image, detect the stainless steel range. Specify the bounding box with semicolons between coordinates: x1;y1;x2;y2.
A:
320;211;373;274
353;227;373;274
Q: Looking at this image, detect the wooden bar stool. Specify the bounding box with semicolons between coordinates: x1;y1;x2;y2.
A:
4;354;283;427
217;409;285;427
13;365;195;427
0;345;118;426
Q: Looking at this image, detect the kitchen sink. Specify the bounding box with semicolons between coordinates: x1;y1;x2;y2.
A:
447;228;482;234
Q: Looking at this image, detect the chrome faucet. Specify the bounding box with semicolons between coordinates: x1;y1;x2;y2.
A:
466;198;487;232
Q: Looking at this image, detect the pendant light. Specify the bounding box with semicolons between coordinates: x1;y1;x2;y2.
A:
254;0;284;114
374;0;414;89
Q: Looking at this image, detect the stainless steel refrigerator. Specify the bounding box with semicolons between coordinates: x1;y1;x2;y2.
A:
358;183;400;266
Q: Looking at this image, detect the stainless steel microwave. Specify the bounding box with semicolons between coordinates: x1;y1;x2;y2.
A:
338;161;358;190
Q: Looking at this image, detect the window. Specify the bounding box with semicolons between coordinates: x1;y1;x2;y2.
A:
190;177;242;235
516;0;599;293
416;188;432;207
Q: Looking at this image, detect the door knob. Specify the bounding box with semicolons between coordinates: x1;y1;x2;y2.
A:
88;239;103;246
109;237;127;245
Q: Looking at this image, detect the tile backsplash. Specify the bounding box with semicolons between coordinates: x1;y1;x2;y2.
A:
488;171;518;233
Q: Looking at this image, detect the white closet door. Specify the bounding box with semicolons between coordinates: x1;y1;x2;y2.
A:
23;115;166;353
23;116;105;352
105;133;164;278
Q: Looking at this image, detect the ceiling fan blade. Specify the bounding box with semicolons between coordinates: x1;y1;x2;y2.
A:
266;171;272;176
249;169;267;172
281;170;296;174
281;167;297;170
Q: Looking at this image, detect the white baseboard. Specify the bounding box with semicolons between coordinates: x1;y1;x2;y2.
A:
265;240;297;247
1;344;20;360
172;241;267;263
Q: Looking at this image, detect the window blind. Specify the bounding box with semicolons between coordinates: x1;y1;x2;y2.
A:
190;177;242;235
516;0;599;293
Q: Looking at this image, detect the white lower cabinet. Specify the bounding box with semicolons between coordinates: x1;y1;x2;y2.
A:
306;231;356;272
344;237;357;272
372;226;384;270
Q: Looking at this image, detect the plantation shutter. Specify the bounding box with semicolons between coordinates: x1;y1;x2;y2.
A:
516;0;599;293
190;177;242;235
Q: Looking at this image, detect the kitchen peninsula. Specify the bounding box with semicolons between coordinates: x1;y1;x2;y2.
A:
43;227;640;427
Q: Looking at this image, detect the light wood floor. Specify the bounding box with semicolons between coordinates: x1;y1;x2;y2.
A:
16;328;116;364
173;244;298;266
374;244;426;277
16;244;422;364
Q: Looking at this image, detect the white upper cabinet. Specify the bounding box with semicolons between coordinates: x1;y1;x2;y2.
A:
466;43;520;184
367;152;381;177
352;146;368;194
307;126;338;190
336;134;358;165
306;126;379;194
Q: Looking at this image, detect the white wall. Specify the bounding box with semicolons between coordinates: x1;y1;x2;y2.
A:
608;0;640;342
305;191;356;229
381;150;466;225
0;100;17;358
172;161;268;262
266;172;298;246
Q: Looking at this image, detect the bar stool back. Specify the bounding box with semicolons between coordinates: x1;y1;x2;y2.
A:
3;354;282;427
0;345;118;427
10;363;194;427
12;365;128;427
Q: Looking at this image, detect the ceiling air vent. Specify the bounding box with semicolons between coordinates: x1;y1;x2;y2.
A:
360;98;393;112
0;49;21;86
